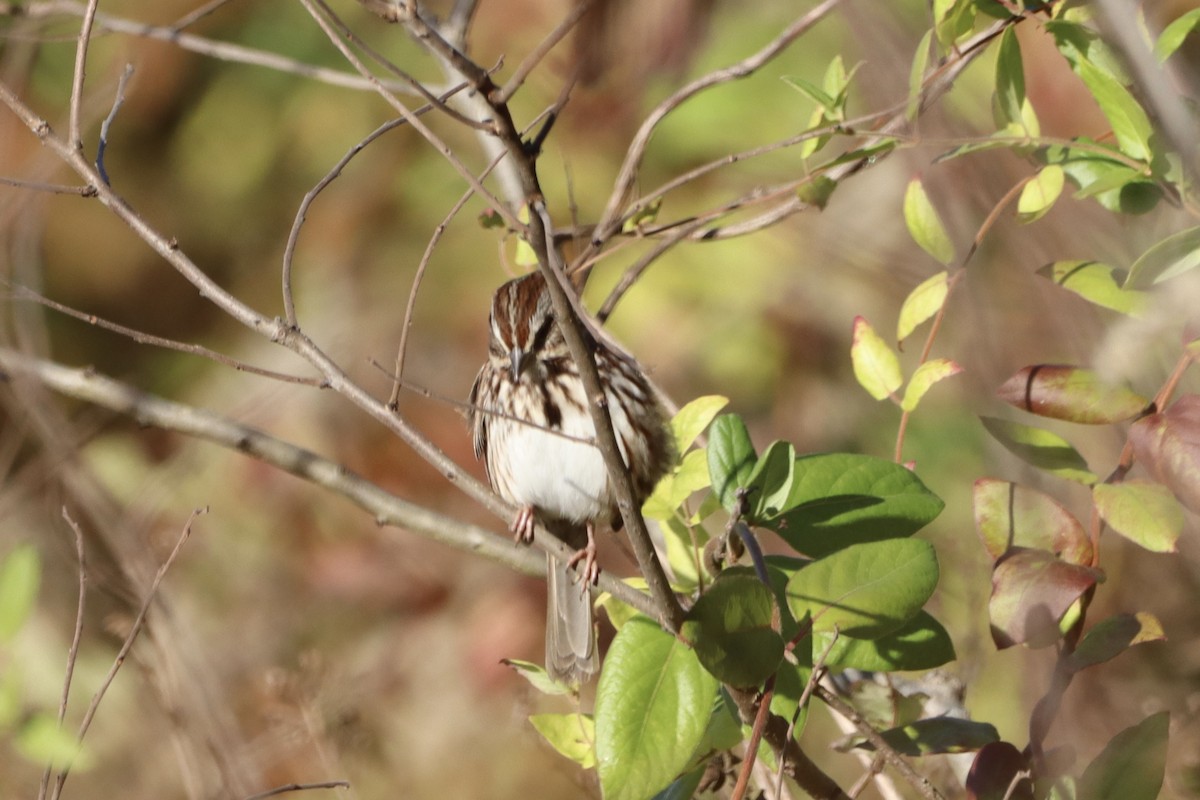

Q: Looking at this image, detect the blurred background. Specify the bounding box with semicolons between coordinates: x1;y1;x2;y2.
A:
1;0;1199;797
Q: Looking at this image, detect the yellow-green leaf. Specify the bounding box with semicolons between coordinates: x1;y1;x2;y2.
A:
1093;481;1182;553
897;271;949;343
851;316;903;401
1017;166;1065;223
904;178;955;265
902;358;962;412
530;713;596;768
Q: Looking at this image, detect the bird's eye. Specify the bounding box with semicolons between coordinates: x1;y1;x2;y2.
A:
529;313;553;352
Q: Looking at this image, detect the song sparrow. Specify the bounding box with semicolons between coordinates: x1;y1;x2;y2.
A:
468;271;673;684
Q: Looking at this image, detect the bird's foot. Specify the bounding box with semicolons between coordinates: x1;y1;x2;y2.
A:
511;506;536;544
566;523;600;591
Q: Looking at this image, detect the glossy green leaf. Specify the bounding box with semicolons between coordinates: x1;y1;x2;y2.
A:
996;365;1149;424
862;717;999;756
644;448;712;521
907;29;933;120
1125;226;1200;289
502;659;572;696
745;440;796;520
973;479;1091;565
1128;396;1200;513
897;271;949;344
707;414;757;511
768;453;944;558
1067;612;1166;673
979;417;1097;484
902;358;962;412
669;395;729;453
785;539;939;639
904;178;955;264
682;573;784;688
989;548;1103;649
1037;260;1149;316
1154;8;1200;62
1078;712;1169;800
530;713;596;767
851;316;903;401
596;618;719;800
0;545;40;643
816;610;956;671
1093;481;1182;553
1017;166;1064;222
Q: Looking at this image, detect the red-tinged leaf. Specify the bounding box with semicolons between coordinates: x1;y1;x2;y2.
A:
997;365;1149;424
973;479;1092;565
966;741;1034;800
902;358;962;412
989;548;1103;649
1093;481;1182;553
1078;712;1169;800
1128;395;1200;513
1067;612;1166;673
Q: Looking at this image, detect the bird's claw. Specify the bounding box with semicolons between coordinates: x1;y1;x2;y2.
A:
511;506;536;544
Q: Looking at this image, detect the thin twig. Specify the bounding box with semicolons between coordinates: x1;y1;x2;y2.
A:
0;176;96;195
51;508;204;800
37;509;87;800
66;0;100;152
169;0;236;32
494;0;595;104
243;780;351;800
95;63;134;186
8;284;325;386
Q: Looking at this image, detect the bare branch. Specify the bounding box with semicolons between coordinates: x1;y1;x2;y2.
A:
243;780;351;800
494;0;595;104
94;62;133;186
66;0;99;152
0;176;96;195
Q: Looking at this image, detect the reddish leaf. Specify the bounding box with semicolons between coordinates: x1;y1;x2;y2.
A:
966;741;1033;800
973;479;1092;565
989;548;1103;649
1129;395;1200;513
997;365;1148;424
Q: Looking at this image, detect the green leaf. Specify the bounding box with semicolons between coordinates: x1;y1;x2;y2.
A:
0;545;40;643
706;414;757;511
1078;712;1169;800
661;517;703;591
785;539;939;639
934;0;976;49
989;548;1103;649
934;138;1020;163
502;659;572;696
797;174;839;210
782;75;837;111
17;713;92;771
682;574;784;688
1017;166;1064;223
768;453;944;558
669;395;729;453
644;448;712;521
530;713;596;767
904;178;955;264
596;618;719;800
1067;612;1166;673
897;271;949;344
979;417;1097;484
745;441;796;520
649;766;706;800
622;199;662;233
851;316;903;401
1074;58;1154;162
1125;226;1200;289
902;358;962;412
1040;141;1161;215
1037;260;1149;316
1154;8;1200;62
1092;481;1182;553
862;717;1000;756
994;27;1027;134
996;365;1149;424
598;579;650;631
907;29;933;120
973;479;1092;565
477;208;504;229
816;610;956;671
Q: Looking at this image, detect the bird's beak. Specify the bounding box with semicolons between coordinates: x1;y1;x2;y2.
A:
509;347;528;381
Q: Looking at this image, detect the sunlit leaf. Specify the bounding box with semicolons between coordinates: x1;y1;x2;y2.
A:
1154;8;1200;62
1036;260;1149;316
973;479;1092;565
530;713;596;767
745;440;796;520
897;271;949;344
1128;395;1200;513
1093;481;1182;553
1067;612;1166;673
989;548;1103;649
1078;712;1169;800
1041;141;1161;215
768;453;944;558
861;717;1000;756
904;178;955;264
597;578;649;631
1125;226;1200;289
996;365;1149;424
661;516;703;591
707;414;757;511
902;358;962;412
669;395;729;453
785;539;939;639
851;316;903;401
979;417;1097;483
815;610;956;671
596;618;718;800
643;448;712;521
1017;166;1064;223
501;659;572;696
1073;58;1154;162
681;573;783;688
